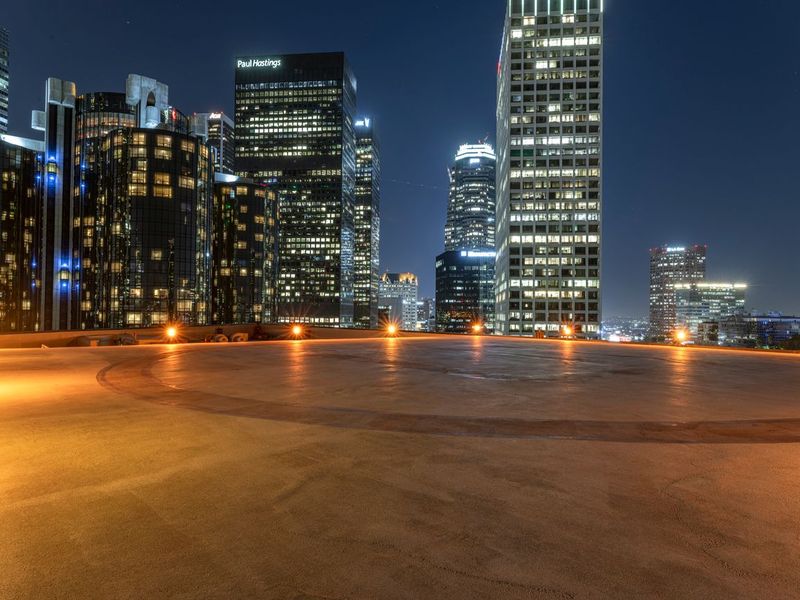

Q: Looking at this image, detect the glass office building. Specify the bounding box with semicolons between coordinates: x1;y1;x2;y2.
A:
31;78;79;331
436;250;497;334
0;136;41;332
649;245;707;340
100;128;212;327
437;143;496;333
445;144;496;252
211;174;277;324
496;0;603;338
74;91;136;329
235;52;357;327
353;117;380;329
675;282;747;336
0;27;9;134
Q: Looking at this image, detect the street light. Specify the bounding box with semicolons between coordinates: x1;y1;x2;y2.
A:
386;324;398;336
471;323;484;334
291;324;304;338
675;329;688;344
165;325;179;343
561;325;573;337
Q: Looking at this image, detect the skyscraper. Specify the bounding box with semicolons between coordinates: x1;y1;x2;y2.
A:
437;143;497;333
495;0;603;339
379;272;418;331
353;117;380;329
649;245;707;340
0;27;8;133
0;135;41;332
445;143;496;251
211;174;277;325
31;78;78;331
194;112;235;174
235;52;357;327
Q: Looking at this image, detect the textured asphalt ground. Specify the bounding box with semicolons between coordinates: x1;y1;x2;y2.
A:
2;336;799;598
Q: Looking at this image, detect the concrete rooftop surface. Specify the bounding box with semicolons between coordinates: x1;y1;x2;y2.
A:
1;336;800;599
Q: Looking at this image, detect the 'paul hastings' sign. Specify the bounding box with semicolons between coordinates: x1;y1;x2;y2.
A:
237;58;282;69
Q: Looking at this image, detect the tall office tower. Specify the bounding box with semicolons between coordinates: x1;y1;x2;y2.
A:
379;272;418;331
100;128;212;327
445;143;496;251
496;0;604;339
74;92;136;329
31;78;78;331
235;52;357;327
675;282;747;336
0;135;42;332
437;143;497;333
353;117;381;329
649;245;707;340
0;27;9;133
211;174;277;325
194;112;235;174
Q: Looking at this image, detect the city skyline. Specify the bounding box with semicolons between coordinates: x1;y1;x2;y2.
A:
1;0;799;318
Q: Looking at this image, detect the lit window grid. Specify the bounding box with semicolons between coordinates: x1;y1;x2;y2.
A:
496;1;603;337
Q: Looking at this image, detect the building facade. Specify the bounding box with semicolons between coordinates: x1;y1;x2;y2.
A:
445;143;496;251
353;117;380;329
31;78;78;331
211;174;277;325
437;143;496;334
496;0;603;338
717;314;800;348
648;245;707;340
417;297;435;332
674;282;747;336
74;91;136;329
379;272;418;331
195;112;235;174
0;135;41;332
0;27;8;133
436;250;496;333
235;52;357;327
99;128;212;327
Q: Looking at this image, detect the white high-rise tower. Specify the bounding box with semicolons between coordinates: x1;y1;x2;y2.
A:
495;0;603;338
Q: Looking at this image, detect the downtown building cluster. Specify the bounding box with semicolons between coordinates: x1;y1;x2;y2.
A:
647;244;798;348
0;47;381;333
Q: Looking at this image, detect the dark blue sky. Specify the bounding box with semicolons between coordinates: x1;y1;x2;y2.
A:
4;0;799;317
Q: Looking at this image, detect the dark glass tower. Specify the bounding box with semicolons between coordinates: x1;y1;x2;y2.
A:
0;27;9;133
353;117;380;329
436;250;497;334
0;136;41;331
211;174;277;325
74;92;136;329
100;129;212;327
235;52;357;327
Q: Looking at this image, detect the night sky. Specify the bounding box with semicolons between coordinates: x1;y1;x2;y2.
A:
3;0;799;317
